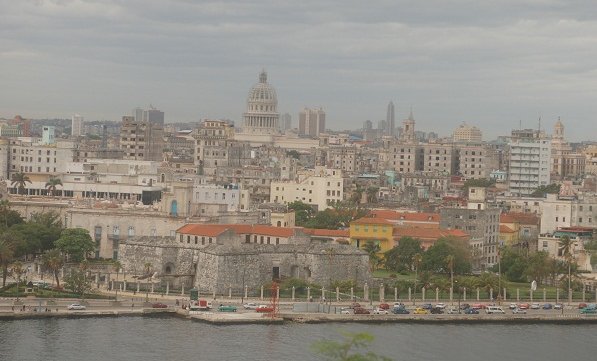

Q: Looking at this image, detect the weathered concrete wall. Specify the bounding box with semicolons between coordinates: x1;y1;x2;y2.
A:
194;243;371;294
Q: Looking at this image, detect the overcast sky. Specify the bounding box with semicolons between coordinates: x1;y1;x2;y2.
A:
1;0;596;140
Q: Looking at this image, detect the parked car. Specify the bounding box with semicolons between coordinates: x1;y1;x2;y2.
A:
243;303;258;310
530;303;541;310
378;303;390;310
392;307;409;314
421;303;433;310
471;303;484;310
512;307;527;314
486;306;506;314
578;303;588;309
435;303;446;309
393;302;405;308
353;307;370;315
151;302;168;308
509;303;518;310
413;307;429;315
446;307;459;314
255;305;274;313
430;307;444;314
554;303;564;310
460;303;471;310
218;304;237;312
518;303;530;310
580;304;597;314
372;307;389;315
340;307;351;315
542;303;553;310
67;303;86;310
350;302;362;309
464;308;479;314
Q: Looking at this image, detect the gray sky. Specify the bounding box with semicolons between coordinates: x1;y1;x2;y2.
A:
1;0;596;140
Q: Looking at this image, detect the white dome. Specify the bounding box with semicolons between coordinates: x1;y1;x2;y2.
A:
247;71;277;106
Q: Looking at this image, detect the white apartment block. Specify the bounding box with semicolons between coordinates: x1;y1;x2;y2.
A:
508;131;551;196
194;183;241;212
270;168;344;211
540;193;597;234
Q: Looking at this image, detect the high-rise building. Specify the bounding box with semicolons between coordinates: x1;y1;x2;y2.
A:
508;129;551;196
279;113;292;132
132;107;144;122
71;114;83;137
363;120;373;130
242;71;279;135
386;101;395;136
144;106;165;126
42;126;55;145
120;115;164;161
453;122;482;143
298;107;325;137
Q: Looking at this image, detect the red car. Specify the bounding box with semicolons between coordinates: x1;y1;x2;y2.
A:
152;303;168;308
255;305;274;313
578;303;588;309
353;307;370;315
518;303;530;310
378;303;390;310
472;303;484;310
350;302;361;309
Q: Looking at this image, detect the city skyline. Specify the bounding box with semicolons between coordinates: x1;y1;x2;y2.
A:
1;1;597;140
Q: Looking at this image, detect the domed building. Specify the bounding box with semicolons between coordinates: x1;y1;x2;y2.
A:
242;70;279;135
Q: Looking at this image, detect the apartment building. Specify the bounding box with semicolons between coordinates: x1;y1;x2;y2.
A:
270;167;344;211
508;129;551;196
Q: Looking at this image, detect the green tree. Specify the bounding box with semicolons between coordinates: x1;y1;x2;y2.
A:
286;150;300;159
10;172;32;195
0;235;15;287
558;236;574;293
55;228;95;262
530;183;561;198
0;201;24;230
365;187;379;203
384;237;423;272
288;201;316;226
45;177;63;197
64;268;92;297
476;272;499;294
42;249;64;288
493;247;527;282
421;237;471;275
113;260;122;281
312;332;392;361
523;251;551;285
362;241;381;271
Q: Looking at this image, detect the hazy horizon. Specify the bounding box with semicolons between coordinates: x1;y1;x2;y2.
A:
2;1;596;141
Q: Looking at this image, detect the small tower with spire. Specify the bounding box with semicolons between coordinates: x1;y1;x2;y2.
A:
401;107;416;143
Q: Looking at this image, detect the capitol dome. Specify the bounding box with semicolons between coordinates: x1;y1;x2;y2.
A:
243;70;280;135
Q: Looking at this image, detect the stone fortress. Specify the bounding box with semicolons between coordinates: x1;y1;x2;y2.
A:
118;224;371;294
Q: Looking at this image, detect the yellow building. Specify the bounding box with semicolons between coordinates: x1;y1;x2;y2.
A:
349;217;395;255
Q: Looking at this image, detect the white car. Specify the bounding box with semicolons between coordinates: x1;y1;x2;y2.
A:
512;307;527;314
372;307;389;315
435;303;446;309
243;302;258;310
67;303;86;310
554;303;563;310
509;303;518;310
446;307;459;314
530;303;541;310
340;307;351;314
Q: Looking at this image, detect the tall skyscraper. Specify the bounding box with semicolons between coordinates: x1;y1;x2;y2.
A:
386;101;395;136
71;114;83;137
298;107;325;137
242;70;280;135
144;106;164;126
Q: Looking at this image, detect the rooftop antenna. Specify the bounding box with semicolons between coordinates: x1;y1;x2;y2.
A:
538;115;541;133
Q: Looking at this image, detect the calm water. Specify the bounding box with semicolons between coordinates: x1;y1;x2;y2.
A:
0;316;594;361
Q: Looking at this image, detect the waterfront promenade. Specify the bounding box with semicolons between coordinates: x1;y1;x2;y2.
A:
2;290;596;324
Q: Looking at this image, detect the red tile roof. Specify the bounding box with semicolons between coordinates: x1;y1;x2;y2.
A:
352;217;394;225
500;225;516;233
303;228;349;237
177;224;298;238
500;212;539;225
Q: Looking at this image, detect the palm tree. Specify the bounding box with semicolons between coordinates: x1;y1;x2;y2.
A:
113;260;122;281
558;236;574;301
363;241;381;271
42;249;64;288
45;177;63;197
0;236;15;287
446;254;455;301
12;261;23;300
413;253;422;305
10;172;31;195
